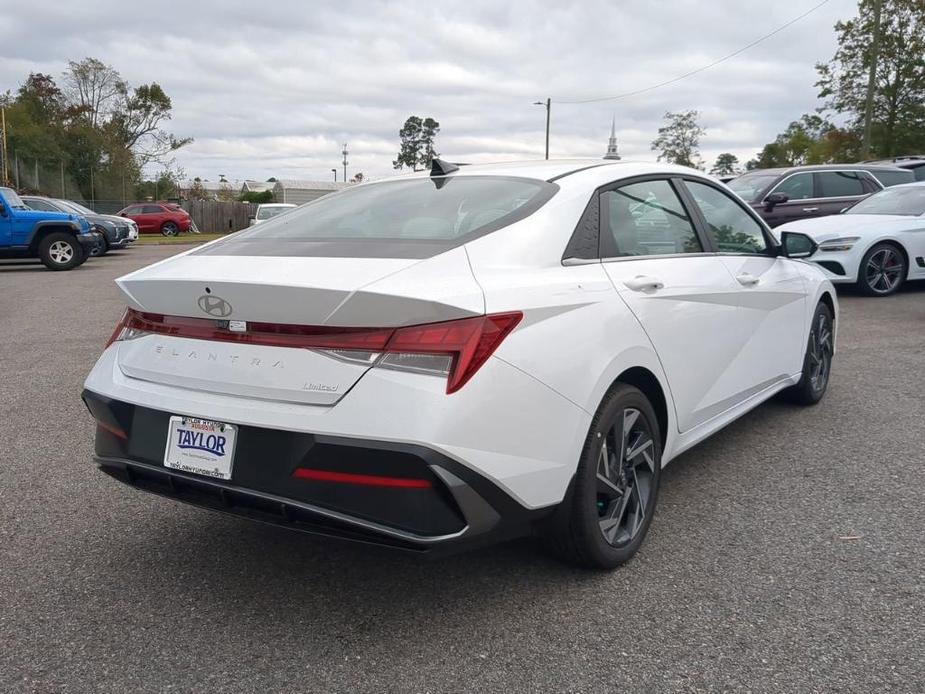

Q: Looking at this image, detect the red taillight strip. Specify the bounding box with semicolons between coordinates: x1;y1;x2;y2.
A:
291;468;433;489
107;308;523;394
114;309;394;350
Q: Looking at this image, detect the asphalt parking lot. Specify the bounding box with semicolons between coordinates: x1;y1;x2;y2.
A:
1;247;923;693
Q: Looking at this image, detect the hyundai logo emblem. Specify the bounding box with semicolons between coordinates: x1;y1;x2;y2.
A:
197;295;233;318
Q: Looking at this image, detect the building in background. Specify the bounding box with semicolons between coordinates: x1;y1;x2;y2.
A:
603;117;621;160
272;180;349;205
240;180;276;196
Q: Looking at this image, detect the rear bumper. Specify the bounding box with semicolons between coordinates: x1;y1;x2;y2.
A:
83;389;552;554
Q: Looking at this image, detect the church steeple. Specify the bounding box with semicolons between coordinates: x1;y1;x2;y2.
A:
603;116;621;160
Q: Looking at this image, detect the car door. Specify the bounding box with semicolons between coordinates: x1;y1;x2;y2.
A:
762;172;817;227
120;205;146;230
682;179;807;394
814;170;871;216
597;176;752;433
0;194;11;245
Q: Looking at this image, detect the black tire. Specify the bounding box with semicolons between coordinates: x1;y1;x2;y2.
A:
37;232;84;271
544;384;662;569
857;242;906;296
161;221;179;237
783;302;834;406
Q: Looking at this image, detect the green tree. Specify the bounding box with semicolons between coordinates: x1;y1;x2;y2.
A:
745;114;861;169
393;116;440;171
239;190;274;203
710;153;740;176
651;110;705;168
815;0;925;157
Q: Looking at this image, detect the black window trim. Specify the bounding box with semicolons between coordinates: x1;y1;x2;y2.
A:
676;176;780;258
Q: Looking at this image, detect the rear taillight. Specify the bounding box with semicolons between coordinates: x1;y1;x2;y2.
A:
105;309;522;394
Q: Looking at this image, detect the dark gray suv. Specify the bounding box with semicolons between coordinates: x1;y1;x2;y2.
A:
727;164;914;227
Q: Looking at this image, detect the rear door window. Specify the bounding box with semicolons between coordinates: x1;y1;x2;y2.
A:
600;179;702;257
817;171;866;197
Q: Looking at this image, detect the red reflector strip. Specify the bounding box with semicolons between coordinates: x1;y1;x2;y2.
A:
95;420;128;440
117;309;394;350
291;468;432;489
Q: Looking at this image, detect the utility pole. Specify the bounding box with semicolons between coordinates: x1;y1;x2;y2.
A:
341;143;349;183
60;160;65;198
90;168;95;208
861;0;883;160
0;108;7;185
34;159;39;191
534;98;551;160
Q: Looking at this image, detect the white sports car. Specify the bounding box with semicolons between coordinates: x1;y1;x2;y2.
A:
82;159;837;568
775;181;925;296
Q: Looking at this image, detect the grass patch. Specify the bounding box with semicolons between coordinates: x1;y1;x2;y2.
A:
134;232;230;246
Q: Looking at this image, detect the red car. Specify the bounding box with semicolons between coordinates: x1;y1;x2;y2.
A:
117;202;191;236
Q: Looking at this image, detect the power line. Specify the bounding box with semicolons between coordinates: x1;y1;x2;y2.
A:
554;0;830;105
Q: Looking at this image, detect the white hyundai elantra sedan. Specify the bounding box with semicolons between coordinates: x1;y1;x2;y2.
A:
83;159;837;569
774;181;925;296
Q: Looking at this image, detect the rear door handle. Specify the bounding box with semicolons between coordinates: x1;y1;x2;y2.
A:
624;275;664;292
736;272;760;286
802;207;819;212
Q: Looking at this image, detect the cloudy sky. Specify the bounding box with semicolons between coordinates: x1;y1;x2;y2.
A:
0;0;852;183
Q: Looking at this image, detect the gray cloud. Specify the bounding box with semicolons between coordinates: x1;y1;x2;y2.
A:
0;0;849;181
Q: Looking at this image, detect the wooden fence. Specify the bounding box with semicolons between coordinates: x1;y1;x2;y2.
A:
181;200;258;233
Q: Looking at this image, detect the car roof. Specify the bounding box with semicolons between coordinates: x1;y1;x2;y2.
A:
741;163;910;176
394;159;708;184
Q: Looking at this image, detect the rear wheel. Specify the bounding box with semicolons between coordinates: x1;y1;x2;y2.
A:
161;221;180;237
858;242;906;296
784;302;833;405
38;232;84;271
544;384;661;569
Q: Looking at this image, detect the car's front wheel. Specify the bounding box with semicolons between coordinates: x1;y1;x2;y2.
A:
545;383;662;569
858;242;906;296
161;221;180;236
784;301;834;406
38;232;84;271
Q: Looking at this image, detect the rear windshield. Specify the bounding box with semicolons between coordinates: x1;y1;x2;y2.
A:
847;186;925;216
256;205;294;220
869;169;915;187
201;176;557;258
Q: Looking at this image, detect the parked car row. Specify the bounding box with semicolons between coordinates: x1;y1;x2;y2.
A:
22;196;138;255
0;187;106;270
723;159;924;297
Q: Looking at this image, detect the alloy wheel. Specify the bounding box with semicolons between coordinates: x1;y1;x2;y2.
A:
808;311;832;392
596;407;656;547
865;247;904;294
49;240;74;265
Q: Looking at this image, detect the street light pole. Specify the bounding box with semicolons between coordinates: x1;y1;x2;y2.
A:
331;168;337;182
534;98;550;160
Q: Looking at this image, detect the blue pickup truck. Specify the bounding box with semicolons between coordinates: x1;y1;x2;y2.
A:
0;186;102;270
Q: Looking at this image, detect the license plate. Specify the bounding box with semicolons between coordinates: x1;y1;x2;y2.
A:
164;416;237;480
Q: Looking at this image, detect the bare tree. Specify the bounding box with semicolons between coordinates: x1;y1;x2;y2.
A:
62;58;125;128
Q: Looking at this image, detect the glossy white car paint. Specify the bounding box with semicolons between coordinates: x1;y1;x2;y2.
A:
85;160;837;510
775;182;925;285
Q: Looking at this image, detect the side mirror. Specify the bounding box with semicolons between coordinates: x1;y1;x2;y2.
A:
780;231;818;259
764;191;789;210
